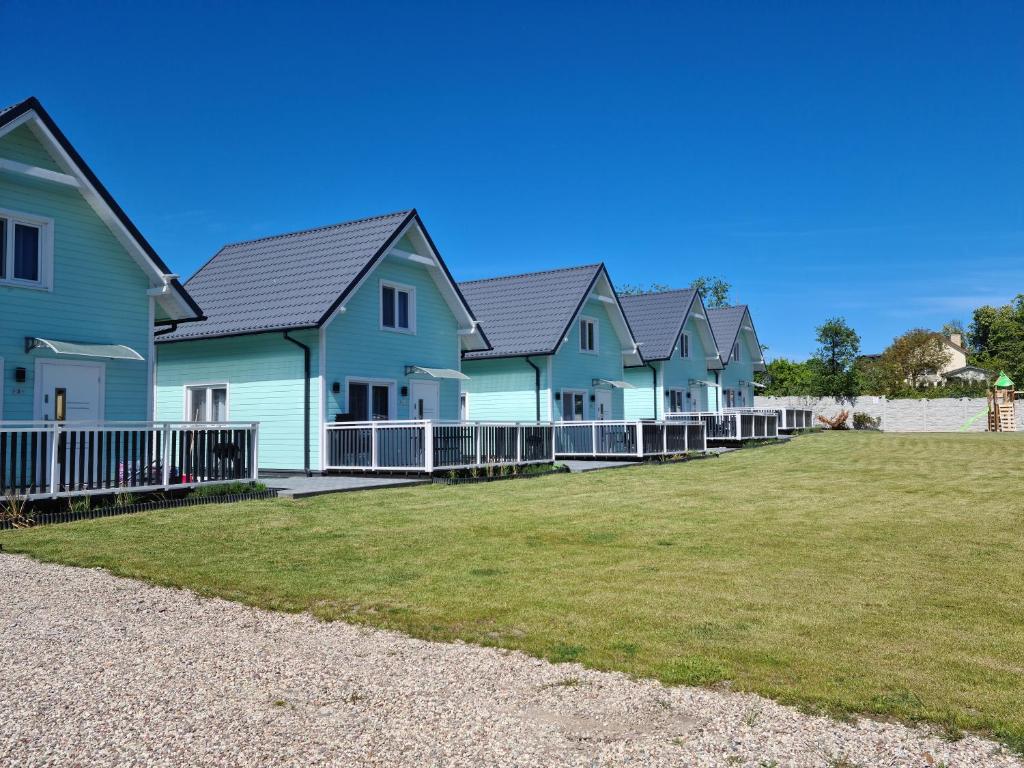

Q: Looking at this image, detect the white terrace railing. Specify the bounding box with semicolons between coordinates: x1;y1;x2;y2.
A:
324;421;556;472
553;420;707;458
0;421;260;500
668;410;779;441
725;406;812;432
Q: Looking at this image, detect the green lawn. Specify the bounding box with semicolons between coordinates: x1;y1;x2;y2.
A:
4;432;1024;749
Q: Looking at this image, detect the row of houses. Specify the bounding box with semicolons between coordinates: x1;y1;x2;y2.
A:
1;98;799;497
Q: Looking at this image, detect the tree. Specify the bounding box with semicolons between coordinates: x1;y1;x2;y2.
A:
854;355;891;395
941;319;966;338
968;296;1024;384
689;276;732;308
756;358;816;396
809;317;861;398
617;282;673;296
880;329;951;388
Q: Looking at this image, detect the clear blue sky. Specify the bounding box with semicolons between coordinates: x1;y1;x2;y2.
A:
3;1;1021;359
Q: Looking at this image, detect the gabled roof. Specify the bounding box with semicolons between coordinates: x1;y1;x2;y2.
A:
619;289;702;361
460;263;641;363
707;305;766;370
0;97;203;323
157;209;488;350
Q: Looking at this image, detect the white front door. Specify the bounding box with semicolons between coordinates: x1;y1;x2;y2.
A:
409;379;439;420
594;389;612;420
35;360;104;421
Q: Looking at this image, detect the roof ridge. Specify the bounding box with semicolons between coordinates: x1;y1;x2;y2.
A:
619;288;696;299
460;263;602;286
218;209;414;250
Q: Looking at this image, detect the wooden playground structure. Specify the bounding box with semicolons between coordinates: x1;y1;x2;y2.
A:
987;372;1017;432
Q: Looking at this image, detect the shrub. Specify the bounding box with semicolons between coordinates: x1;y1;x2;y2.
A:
852;412;881;430
817;410;850;429
1;492;34;528
186;481;268;500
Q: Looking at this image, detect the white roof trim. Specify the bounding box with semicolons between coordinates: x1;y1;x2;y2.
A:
1;109;196;322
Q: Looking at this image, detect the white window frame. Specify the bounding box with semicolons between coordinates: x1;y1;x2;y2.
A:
560;388;588;421
184;383;229;423
679;331;690;359
731;342;740;362
379;279;416;334
459;390;470;420
0;207;54;291
344;376;397;421
578;316;598;354
666;387;685;413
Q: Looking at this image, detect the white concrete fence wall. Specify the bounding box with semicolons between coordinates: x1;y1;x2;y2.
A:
756;395;1023;433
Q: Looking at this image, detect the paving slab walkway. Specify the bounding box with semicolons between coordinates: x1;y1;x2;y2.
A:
267;474;427;498
1;554;1019;768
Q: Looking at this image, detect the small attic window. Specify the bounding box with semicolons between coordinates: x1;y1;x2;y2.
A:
381;280;415;333
679;332;690;359
579;317;597;353
731;342;740;362
0;208;52;290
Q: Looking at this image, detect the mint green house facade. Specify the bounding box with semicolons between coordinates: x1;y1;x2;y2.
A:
0;98;202;425
620;289;722;419
459;264;642;422
706;305;767;408
155;210;489;473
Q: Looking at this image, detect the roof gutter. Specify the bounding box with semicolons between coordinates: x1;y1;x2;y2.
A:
647;362;658;418
283;331;312;476
525;356;542;422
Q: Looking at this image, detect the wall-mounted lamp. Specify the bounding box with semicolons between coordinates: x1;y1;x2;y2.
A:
331;382;340;394
14;367;26;383
555;392;561;401
400;386;409;397
589;394;595;402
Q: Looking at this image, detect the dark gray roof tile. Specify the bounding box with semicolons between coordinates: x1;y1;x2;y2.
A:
619;289;698;361
158;210;414;341
707;305;749;365
460;264;603;359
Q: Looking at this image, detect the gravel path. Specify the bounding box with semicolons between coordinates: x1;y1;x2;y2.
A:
1;554;1019;768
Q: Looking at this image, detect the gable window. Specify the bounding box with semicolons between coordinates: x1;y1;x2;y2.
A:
381;281;415;333
579;316;598;353
186;384;228;422
561;390;586;421
0;209;52;289
679;332;690;359
731;342;740;362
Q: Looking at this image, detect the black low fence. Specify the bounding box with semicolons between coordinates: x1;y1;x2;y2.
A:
0;488;278;531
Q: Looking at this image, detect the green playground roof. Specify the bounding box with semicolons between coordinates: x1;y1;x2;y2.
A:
995;371;1014;388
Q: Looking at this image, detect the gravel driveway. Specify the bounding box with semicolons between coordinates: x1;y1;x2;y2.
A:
1;554;1019;768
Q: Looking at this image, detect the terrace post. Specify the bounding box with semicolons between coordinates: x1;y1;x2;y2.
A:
636;422;644;458
424;421;434;473
515;424;522;464
251;422;260;480
162;423;172;487
371;423;379;470
475;426;482;466
591;422;597;457
662;423;667;454
683;423;688;452
48;422;60;497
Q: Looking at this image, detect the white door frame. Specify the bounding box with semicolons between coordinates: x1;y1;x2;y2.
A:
33;358;106;421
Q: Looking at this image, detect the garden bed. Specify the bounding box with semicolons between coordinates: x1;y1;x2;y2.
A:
431;464;569;485
1;483;275;530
